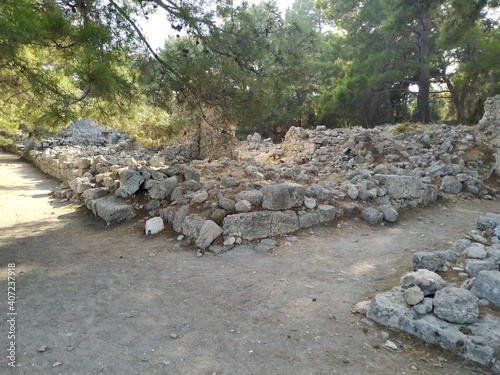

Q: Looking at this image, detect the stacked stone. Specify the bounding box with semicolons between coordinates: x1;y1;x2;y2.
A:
365;213;500;373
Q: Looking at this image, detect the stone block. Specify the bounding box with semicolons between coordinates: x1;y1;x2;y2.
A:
413;251;444;272
470;270;500;307
195;220;223;250
118;169;145;196
92;196;135;225
433;287;479;324
145;217;164;235
375;175;422;199
223;210;299;240
262;183;305;210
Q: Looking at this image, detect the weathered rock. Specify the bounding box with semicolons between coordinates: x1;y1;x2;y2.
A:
147;177;177;200
433;287;479;324
317;205;336;222
234;200;252;213
376;175;422;199
172;206;190;233
149;155;165;167
69;177;94;194
118;169;145;196
184;167;201;182
304;197;317;209
192;190;209;204
380;205;398;223
298;212;321;228
261;183;305;210
181;215;205;239
195;220;223;250
361;207;383;226
440;176;462;194
223;210;299;240
366;287;416;331
412;252;444;272
235;190;263;206
82;187;109;201
92;196;135;225
218;194;235;211
463;244;487;259
477;213;500;231
464;259;497;276
400;269;446;296
403;286;425;306
412;297;433;315
145;217;164;235
470;270;500;308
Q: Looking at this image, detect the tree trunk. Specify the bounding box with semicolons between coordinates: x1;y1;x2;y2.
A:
414;15;432;123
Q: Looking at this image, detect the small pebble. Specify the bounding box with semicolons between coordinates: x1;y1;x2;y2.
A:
170;333;178;339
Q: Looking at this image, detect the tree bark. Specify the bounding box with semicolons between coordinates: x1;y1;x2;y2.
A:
414;15;432;123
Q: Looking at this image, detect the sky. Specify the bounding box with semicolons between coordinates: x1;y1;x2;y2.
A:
139;0;295;51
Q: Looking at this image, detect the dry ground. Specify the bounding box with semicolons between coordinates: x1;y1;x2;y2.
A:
1;151;499;375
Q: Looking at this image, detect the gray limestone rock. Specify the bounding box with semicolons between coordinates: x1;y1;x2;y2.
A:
400;269;446;296
440;176;462;194
366;287;416;331
361;207;383;226
470;270;500;307
223;210;299;241
184;167;201;182
234;200;252;213
403;286;425;306
477;213;500;231
375;175;422;199
218;194;235;211
145;217;164;235
195;220;223;250
413;252;444;272
433;287;479;324
304;197;317;209
412;297;433;315
173;206;190;233
147;177;177;200
118;169;145;196
92;196;135;225
82;187;109;201
298;212;321;228
463;244;487;259
235;190;263;206
192;190;209;204
464;259;497;276
380;205;399;223
262;183;305;210
181;215;206;239
317;205;336;223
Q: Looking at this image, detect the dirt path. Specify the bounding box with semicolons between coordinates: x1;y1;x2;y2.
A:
1;151;499;375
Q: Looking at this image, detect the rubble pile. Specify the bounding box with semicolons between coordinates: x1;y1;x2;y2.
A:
6;95;500;254
363;212;500;373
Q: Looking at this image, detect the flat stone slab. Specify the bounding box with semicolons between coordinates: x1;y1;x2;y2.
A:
92;196;135;225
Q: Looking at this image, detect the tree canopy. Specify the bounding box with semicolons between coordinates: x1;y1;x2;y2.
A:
1;0;499;145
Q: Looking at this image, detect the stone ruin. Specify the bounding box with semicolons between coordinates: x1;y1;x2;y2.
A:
5;94;500;371
6;95;500;250
361;213;500;373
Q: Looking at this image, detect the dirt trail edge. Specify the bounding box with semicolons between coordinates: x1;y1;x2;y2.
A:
1;151;499;375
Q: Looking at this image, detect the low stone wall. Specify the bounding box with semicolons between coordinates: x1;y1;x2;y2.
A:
9;95;500;252
363;213;500;373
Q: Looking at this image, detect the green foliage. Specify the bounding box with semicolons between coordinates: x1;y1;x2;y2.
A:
392;122;419;134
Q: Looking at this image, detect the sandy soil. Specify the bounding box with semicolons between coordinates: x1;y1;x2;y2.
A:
1;151;499;375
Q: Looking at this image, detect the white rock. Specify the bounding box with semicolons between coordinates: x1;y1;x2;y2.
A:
145;217;164;235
